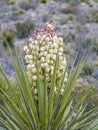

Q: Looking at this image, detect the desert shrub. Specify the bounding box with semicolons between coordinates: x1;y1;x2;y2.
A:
7;0;16;4
19;1;34;10
93;37;98;55
40;0;48;3
73;85;98;111
67;13;76;21
12;9;25;16
0;29;15;48
83;38;92;48
82;62;94;75
15;21;35;38
60;4;78;14
85;11;93;22
92;10;98;23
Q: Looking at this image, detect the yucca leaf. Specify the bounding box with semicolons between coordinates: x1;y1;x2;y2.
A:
53;56;85;127
0;118;13;130
0;88;29;126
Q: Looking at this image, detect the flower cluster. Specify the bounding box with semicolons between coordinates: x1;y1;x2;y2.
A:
23;20;67;99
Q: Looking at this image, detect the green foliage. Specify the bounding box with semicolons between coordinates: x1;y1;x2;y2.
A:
0;30;15;48
0;50;98;130
93;37;98;55
82;62;94;75
15;21;35;38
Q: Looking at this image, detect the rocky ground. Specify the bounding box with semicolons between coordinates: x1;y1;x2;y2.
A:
0;0;98;87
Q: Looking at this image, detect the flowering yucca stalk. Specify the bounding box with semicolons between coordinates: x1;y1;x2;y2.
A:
0;21;98;130
23;20;68;99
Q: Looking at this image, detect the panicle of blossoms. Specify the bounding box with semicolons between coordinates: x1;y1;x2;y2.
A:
23;20;68;99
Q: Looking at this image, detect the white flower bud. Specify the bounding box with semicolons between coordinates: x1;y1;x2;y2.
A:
50;60;54;64
60;65;64;70
34;88;38;94
32;68;37;73
51;66;54;70
53;43;58;48
52;55;56;60
33;82;36;87
47;54;50;59
29;38;33;43
28;60;33;64
33;76;37;81
54;49;57;53
27;64;32;70
54;87;57;92
59;47;63;52
29;44;33;49
64;77;67;82
61;88;64;95
58;52;62;56
28;55;33;60
59;37;63;43
31;64;35;68
39;52;44;57
25;55;29;60
43;51;47;56
41;63;44;68
59;56;63;60
50;70;53;75
34;40;38;45
41;57;45;62
49;49;54;54
37;34;41;40
46;67;50;72
44;63;48;67
23;46;28;51
62;60;67;65
40;47;45;52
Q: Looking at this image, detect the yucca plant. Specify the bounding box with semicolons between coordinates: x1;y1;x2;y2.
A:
0;20;98;130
